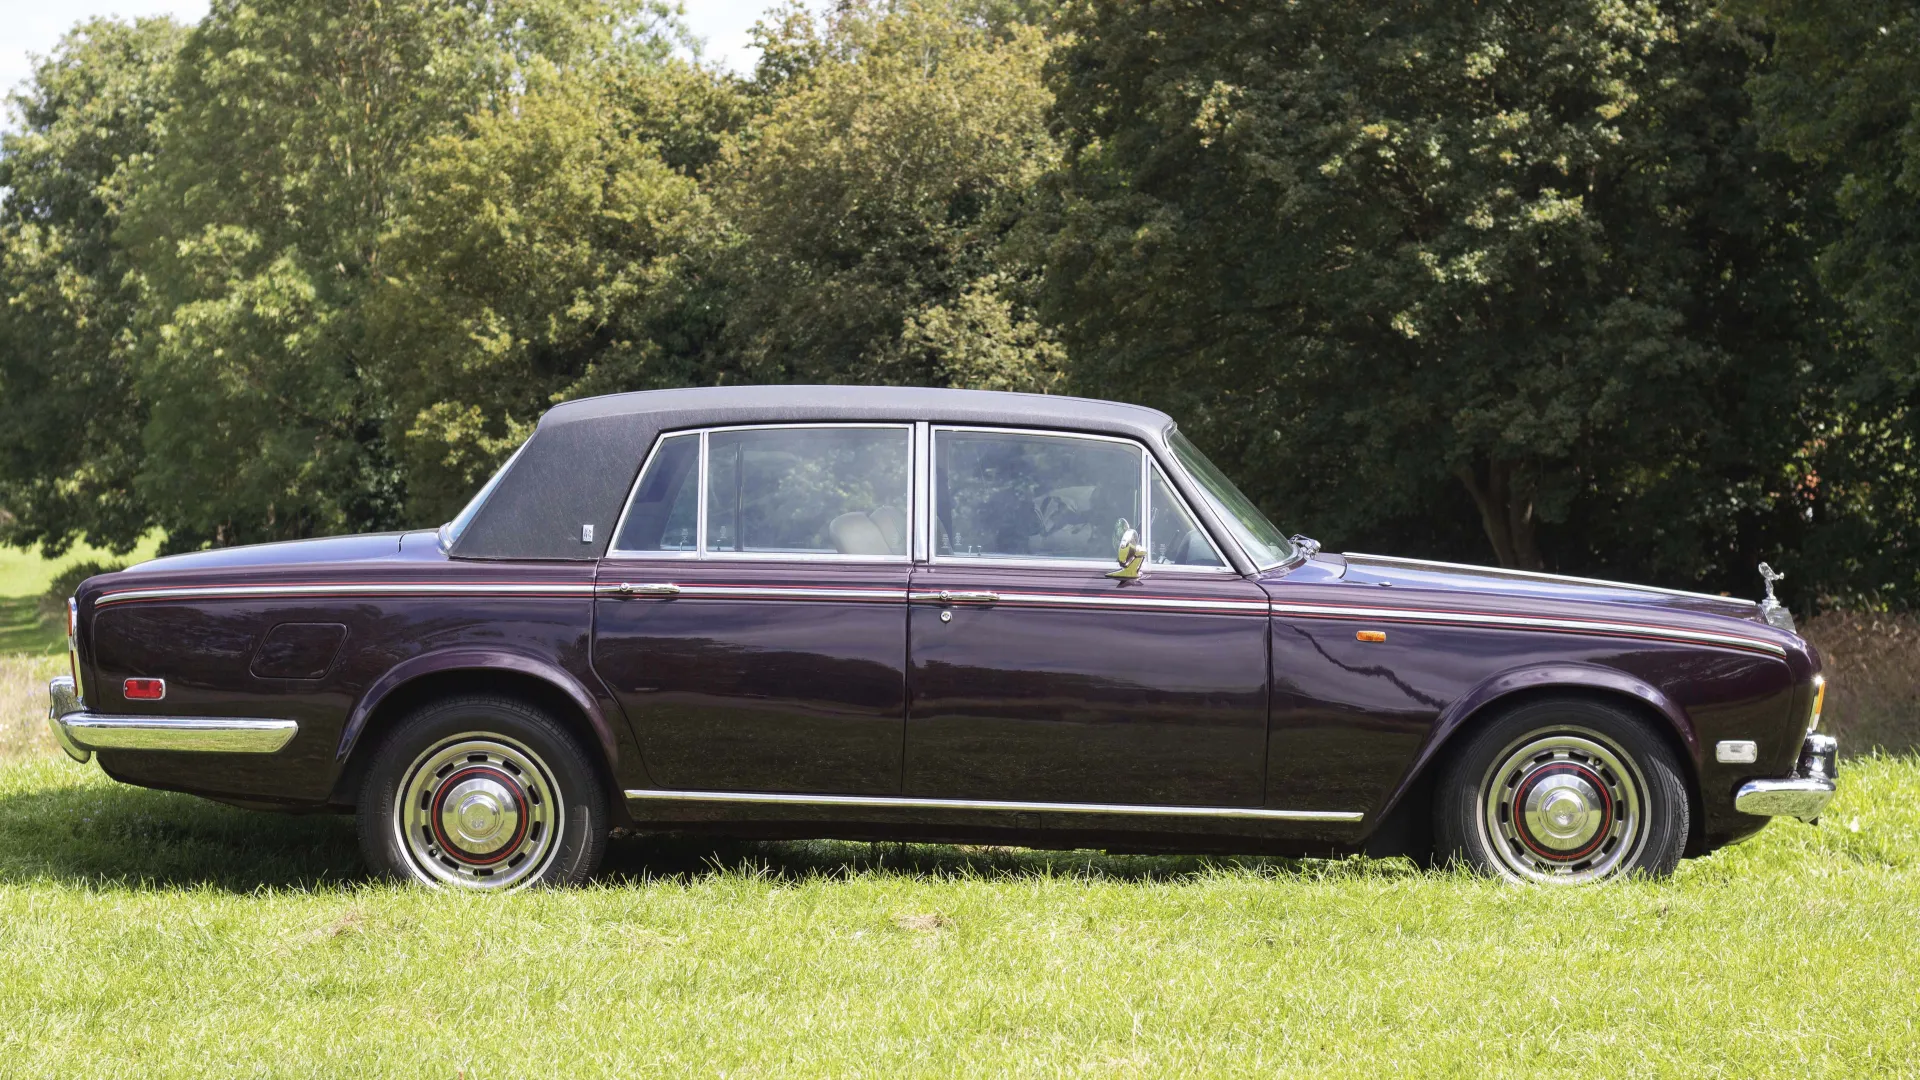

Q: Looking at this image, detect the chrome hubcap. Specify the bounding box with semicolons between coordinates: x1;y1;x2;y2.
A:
1481;729;1645;883
396;734;562;891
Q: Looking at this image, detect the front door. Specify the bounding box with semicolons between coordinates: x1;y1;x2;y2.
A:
905;426;1271;807
593;424;914;795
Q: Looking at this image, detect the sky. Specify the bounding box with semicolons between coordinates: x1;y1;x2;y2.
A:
0;0;798;119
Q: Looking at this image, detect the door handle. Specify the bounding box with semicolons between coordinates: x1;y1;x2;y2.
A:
615;582;681;596
938;590;999;604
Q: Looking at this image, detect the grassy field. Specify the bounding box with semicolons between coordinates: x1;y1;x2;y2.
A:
0;543;1915;1075
0;534;161;654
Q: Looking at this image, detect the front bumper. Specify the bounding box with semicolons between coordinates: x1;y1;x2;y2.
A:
1735;733;1838;823
48;676;298;760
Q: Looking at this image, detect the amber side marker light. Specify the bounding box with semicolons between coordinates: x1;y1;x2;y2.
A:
1356;630;1387;643
1809;674;1826;733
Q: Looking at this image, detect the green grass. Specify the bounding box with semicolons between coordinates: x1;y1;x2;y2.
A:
0;749;1908;1076
0;534;163;654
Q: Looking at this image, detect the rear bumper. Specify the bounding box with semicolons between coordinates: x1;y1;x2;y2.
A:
1735;733;1837;823
48;676;298;760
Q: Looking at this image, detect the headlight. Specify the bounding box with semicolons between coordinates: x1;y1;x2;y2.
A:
1808;674;1826;734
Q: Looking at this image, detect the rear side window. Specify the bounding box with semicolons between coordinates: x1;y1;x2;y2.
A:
705;427;910;556
935;429;1142;563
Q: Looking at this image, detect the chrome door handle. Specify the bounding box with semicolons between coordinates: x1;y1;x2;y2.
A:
938;590;999;604
616;583;681;596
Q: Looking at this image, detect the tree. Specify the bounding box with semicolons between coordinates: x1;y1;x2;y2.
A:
120;0;683;549
367;63;733;523
714;0;1065;392
1735;0;1920;605
1042;0;1841;592
0;17;186;555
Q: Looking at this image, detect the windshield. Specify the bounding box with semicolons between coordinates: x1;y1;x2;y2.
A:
1168;428;1294;570
439;440;528;552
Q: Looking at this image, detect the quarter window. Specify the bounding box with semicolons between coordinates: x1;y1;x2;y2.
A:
612;433;699;553
704;427;911;556
935;429;1142;562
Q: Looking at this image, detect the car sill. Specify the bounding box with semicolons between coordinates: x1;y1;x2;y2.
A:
626;788;1363;822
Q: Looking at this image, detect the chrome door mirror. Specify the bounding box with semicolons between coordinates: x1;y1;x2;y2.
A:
1108;520;1145;580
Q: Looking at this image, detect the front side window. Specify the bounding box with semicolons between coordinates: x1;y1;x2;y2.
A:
1169;428;1293;569
936;429;1142;562
705;427;910;556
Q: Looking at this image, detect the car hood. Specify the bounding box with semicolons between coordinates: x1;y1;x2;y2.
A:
1335;553;1768;624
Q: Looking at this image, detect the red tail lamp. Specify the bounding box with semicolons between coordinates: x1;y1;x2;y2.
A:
124;678;166;701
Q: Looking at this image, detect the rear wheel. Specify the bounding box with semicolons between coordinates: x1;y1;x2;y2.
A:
356;696;607;890
1434;697;1689;883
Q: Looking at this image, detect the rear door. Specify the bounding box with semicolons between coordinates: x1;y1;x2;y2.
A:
593;424;913;796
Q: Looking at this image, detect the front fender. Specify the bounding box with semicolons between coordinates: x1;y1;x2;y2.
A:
1370;661;1696;828
337;648;619;767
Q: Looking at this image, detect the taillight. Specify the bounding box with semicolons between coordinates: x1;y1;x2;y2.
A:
124;678;165;701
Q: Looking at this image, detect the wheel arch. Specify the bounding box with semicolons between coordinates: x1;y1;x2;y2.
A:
1365;663;1705;857
328;650;620;809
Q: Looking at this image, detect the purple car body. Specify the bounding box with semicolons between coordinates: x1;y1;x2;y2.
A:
48;386;1835;869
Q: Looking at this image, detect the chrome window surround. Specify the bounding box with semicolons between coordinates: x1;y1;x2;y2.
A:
606;421;1249;576
607;423;916;564
928;425;1236;576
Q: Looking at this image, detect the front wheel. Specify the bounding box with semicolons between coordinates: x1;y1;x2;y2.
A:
356;696;608;891
1434;697;1690;884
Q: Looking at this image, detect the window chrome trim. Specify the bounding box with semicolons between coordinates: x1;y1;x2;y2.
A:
928;424;1148;569
626;787;1363;822
912;421;931;564
605;422;914;563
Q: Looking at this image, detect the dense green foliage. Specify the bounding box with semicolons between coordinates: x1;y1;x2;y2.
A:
1;0;1916;607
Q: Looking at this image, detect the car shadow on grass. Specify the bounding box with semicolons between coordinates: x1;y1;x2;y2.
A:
598;831;1407;886
0;776;1417;891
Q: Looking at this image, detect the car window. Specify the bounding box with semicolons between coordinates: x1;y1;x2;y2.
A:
1149;465;1225;569
705;427;911;557
935;429;1142;562
613;433;700;553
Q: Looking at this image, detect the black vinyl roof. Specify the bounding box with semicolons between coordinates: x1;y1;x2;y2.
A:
450;386;1179;561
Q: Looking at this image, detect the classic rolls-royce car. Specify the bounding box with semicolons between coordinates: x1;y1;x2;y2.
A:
48;386;1837;889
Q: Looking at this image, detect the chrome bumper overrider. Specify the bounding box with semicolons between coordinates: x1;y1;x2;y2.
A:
1735;733;1838;823
47;676;298;762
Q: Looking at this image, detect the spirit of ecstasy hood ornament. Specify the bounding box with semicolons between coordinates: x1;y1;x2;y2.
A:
1757;562;1794;632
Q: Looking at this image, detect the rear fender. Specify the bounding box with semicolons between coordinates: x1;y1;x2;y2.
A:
338;649;618;766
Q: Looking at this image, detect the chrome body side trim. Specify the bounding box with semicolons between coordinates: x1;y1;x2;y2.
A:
910;589;1269;615
1341;553;1762;608
53;711;299;754
626;788;1364;822
601;584;908;603
97;581;599;607
1269;601;1787;656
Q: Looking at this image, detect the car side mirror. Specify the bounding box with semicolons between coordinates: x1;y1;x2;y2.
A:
1107;520;1145;580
